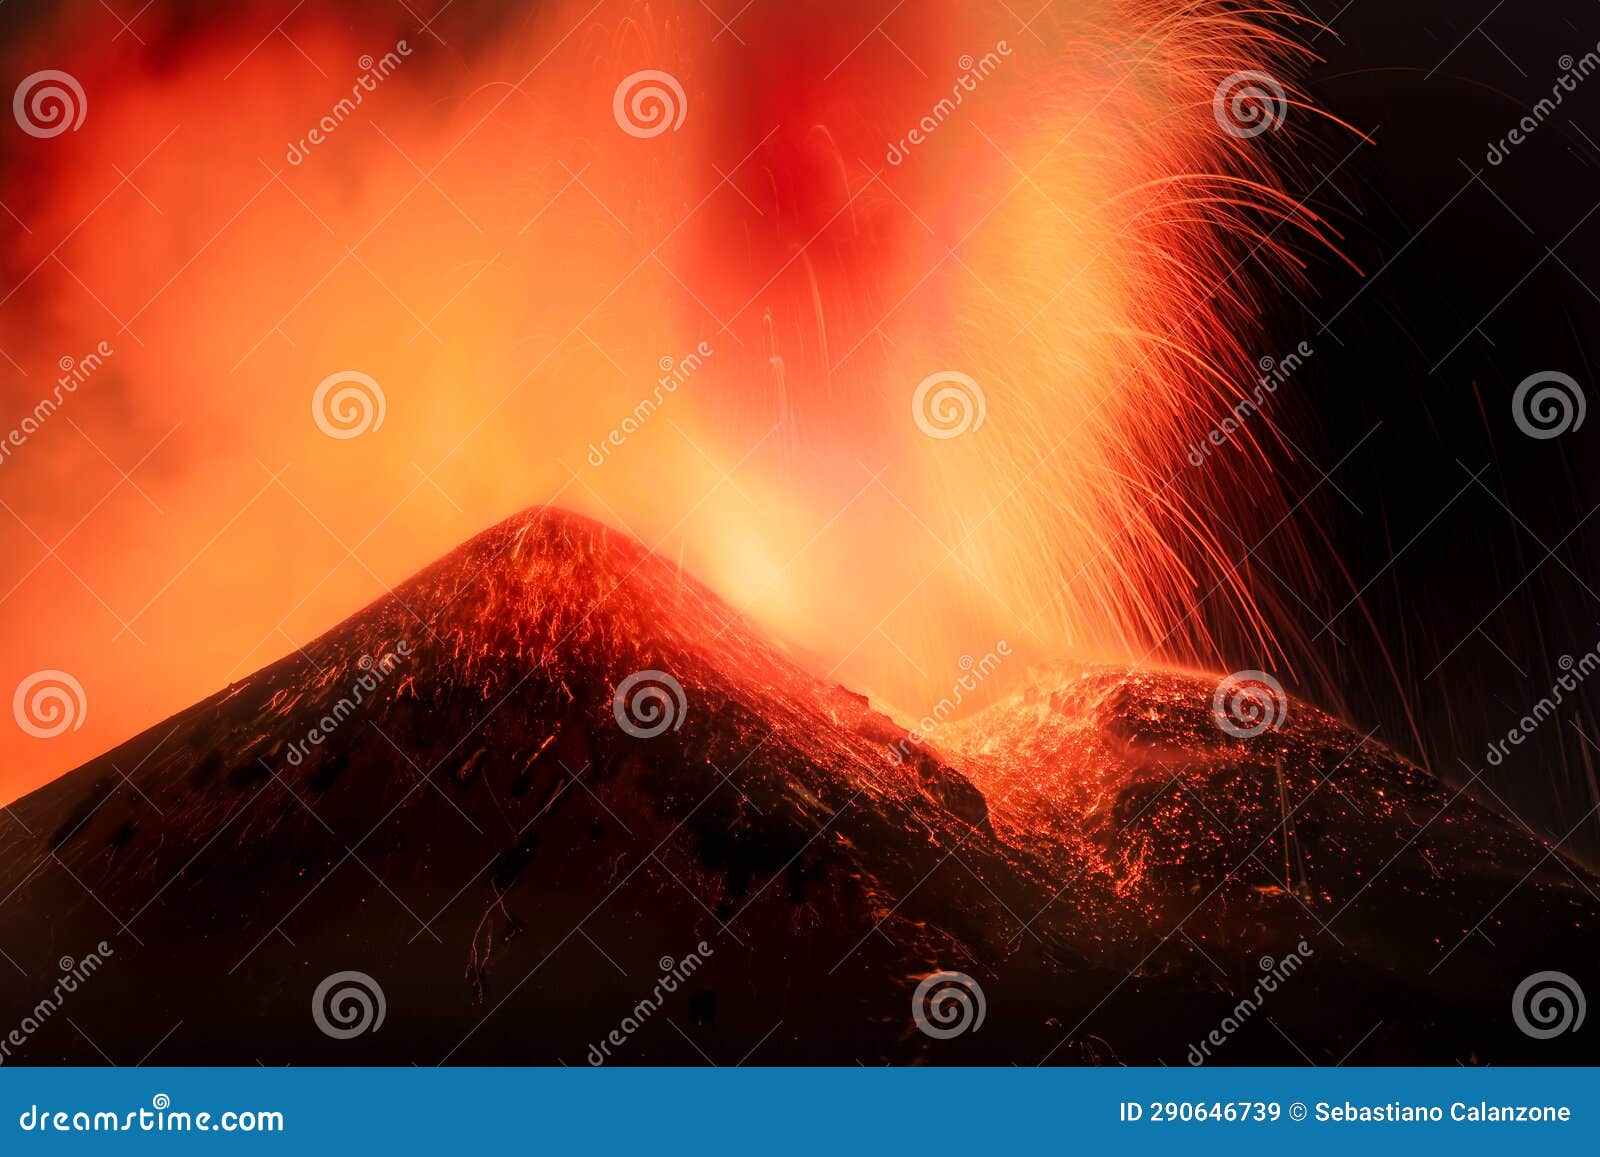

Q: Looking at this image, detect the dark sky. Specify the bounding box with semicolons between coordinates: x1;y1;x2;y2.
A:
1257;0;1600;858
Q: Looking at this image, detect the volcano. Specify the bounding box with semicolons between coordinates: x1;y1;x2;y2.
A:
0;507;1594;1065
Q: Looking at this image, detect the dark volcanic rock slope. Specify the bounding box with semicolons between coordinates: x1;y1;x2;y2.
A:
940;667;1600;1064
0;508;1595;1065
0;508;1090;1065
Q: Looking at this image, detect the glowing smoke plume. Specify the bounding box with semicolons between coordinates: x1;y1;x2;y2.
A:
0;0;1346;797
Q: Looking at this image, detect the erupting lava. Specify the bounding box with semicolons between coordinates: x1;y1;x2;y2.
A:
3;0;1357;797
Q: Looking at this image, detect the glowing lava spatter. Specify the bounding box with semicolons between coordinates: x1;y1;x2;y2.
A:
679;0;1364;708
0;0;1359;795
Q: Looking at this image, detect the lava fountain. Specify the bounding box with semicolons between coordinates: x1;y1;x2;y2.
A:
0;0;1353;796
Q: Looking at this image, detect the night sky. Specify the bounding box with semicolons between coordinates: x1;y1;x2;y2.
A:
1258;0;1600;859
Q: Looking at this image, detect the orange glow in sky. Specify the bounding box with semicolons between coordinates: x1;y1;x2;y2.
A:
0;0;1322;802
